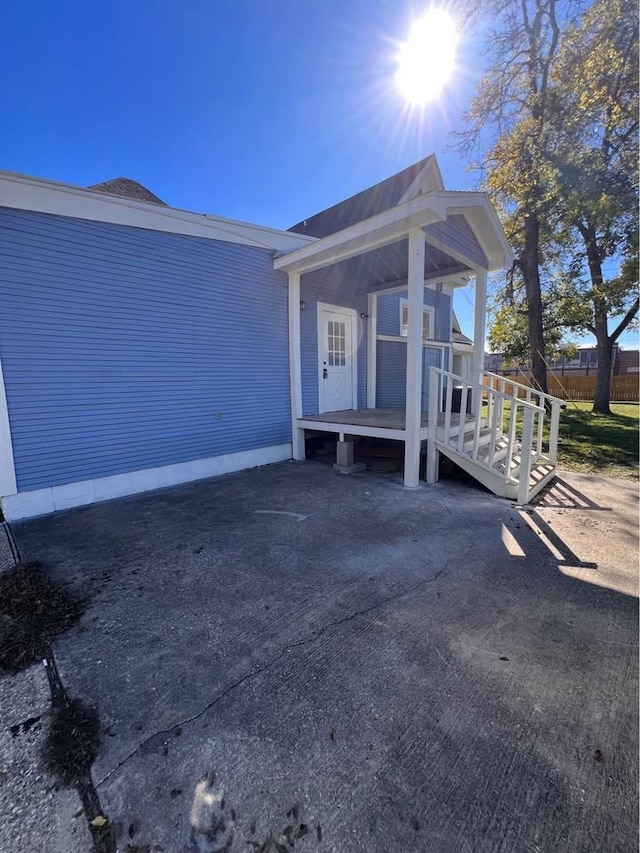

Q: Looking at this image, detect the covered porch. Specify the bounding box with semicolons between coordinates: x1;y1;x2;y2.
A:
275;161;564;503
275;179;512;490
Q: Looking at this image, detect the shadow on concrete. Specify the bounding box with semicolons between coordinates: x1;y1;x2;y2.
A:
535;477;612;512
5;462;638;853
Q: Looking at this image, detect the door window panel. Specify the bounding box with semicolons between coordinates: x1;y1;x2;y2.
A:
328;320;346;366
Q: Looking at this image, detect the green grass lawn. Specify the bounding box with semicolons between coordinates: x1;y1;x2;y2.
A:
497;399;639;479
557;402;639;479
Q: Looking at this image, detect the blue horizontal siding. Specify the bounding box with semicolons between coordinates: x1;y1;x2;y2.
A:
376;344;445;412
425;215;487;269
376;341;406;408
0;207;291;492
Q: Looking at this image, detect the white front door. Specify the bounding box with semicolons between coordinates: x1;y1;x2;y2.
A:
317;303;357;413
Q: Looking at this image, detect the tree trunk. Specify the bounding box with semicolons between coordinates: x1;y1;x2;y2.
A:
580;222;612;414
593;324;613;414
523;212;548;393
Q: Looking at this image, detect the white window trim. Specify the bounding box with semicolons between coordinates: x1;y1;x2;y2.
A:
399;297;435;341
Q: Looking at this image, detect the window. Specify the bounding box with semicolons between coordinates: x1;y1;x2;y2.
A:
453;353;472;379
327;320;346;367
399;298;435;340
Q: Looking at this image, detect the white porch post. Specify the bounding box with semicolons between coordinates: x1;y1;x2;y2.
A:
404;228;425;488
472;268;488;412
288;271;305;460
366;291;377;408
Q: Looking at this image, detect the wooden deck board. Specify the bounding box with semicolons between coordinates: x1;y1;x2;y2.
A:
299;408;425;430
298;409;474;432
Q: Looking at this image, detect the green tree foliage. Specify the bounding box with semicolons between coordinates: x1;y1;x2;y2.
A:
549;0;639;412
459;0;638;411
457;0;581;393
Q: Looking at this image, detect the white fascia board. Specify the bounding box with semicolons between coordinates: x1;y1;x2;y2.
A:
425;269;472;286
274;194;448;274
296;419;406;441
396;155;445;204
0;171;314;253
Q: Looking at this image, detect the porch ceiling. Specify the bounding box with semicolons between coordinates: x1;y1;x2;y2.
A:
301;238;469;291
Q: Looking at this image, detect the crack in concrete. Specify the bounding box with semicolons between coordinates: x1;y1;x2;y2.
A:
95;556;457;788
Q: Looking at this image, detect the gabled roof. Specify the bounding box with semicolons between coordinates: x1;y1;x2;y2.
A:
87;177;167;206
288;155;444;238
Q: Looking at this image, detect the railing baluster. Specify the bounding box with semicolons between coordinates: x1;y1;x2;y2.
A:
505;399;518;482
536;407;544;457
427;366;440;483
548;400;561;465
472;388;483;460
457;383;469;452
518;407;535;505
486;380;493;430
444;378;453;439
486;389;498;466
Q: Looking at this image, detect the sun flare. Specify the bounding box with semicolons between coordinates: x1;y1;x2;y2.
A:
396;9;458;105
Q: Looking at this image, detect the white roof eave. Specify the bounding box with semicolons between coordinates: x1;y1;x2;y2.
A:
274;190;513;275
274;193;450;275
0;171;315;253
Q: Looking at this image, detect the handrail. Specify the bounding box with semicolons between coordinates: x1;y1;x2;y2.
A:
429;367;545;413
483;371;566;407
428;366;562;503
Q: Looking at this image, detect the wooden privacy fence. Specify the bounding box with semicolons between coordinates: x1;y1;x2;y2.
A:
488;374;639;402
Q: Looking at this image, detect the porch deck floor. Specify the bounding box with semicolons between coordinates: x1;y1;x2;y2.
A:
299;408;428;430
299;408;474;433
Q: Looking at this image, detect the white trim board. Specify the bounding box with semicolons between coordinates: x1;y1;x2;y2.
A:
376;336;450;349
297;418;406;441
399;297;435;340
288;272;305;461
0;357;17;498
0;171;314;253
0;443;292;521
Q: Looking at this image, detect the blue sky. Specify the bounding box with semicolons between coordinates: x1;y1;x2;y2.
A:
1;0;636;348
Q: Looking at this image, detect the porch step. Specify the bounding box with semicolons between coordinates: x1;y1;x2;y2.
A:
428;367;563;504
435;440;556;502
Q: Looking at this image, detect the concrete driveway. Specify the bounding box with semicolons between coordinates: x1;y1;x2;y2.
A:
2;462;638;852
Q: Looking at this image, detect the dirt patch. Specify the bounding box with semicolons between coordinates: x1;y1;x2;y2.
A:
0;561;84;676
43;695;101;786
0;560;114;851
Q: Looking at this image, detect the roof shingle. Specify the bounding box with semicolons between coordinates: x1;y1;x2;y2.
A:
288;155;439;238
87;177;167;206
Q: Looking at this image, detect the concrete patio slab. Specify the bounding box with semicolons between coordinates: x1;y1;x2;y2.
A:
2;462;638;852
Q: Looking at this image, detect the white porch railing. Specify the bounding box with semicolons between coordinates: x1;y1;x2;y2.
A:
427;368;565;504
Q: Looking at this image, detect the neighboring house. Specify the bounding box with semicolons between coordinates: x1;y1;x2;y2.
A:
0;155;563;520
486;346;640;378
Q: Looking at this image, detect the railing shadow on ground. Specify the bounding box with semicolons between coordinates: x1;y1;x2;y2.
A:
513;477;610;571
533;477;613;512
